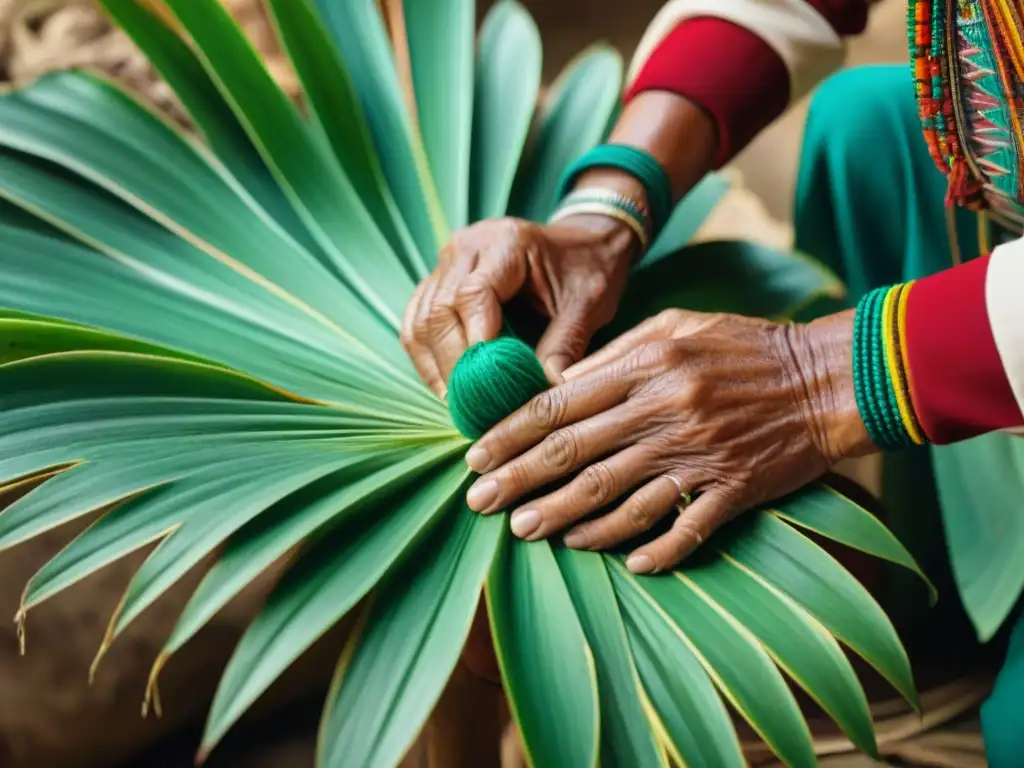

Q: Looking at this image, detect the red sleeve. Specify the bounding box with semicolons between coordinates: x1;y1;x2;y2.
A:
904;255;1024;443
625;1;869;167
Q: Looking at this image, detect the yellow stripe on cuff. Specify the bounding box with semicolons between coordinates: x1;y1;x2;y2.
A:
886;283;926;445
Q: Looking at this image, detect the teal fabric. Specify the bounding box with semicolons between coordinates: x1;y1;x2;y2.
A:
794;65;981;292
794;64;1021;766
983;610;1024;767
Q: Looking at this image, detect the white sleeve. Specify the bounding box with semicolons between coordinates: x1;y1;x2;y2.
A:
627;0;846;101
987;237;1024;420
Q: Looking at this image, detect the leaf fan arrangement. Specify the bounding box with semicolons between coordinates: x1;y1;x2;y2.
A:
0;0;932;766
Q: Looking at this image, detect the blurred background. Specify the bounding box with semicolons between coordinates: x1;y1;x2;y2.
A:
0;2;953;767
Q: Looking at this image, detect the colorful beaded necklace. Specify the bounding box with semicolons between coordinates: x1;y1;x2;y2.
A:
908;0;1024;220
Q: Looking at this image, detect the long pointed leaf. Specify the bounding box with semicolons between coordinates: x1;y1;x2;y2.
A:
200;464;469;754
487;537;599;768
686;554;878;758
508;46;622;222
723;512;919;711
160;0;414;325
314;0;445;257
402;0;475;230
609;562;745;768
263;0;425;278
637;566;817;768
316;502;502;768
773;483;934;601
159;444;461;657
554;548;664;767
470;1;542;221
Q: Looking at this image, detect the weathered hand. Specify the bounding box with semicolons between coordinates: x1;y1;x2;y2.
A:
401;215;635;396
463;308;874;573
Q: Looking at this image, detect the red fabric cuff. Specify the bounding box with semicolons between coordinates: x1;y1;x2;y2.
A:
904;255;1024;443
624;18;790;168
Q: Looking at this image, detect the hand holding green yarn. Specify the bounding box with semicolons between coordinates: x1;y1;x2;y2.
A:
448;337;550;439
400;217;634;396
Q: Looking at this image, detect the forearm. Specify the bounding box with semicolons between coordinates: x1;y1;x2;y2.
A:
570;1;872;210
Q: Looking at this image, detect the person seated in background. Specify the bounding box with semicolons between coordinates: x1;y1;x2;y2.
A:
401;2;1024;763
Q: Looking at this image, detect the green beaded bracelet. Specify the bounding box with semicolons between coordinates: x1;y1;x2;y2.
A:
556;144;673;239
853;286;915;450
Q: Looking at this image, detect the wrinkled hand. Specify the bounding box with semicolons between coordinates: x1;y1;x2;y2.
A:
401;216;635;395
462;308;873;573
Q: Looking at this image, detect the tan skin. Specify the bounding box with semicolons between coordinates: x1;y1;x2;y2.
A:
401;92;876;677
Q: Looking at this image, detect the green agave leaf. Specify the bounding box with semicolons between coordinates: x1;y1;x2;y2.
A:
609;562;745;768
642;172;731;265
508;45;623;222
637;566;817;768
314;0;446;257
160;0;413;326
316;501;503;768
200;463;471;755
262;0;425;278
470;0;542;222
932;434;1024;641
773;483;935;601
97;0;325;257
107;450;429;646
487;536;599;768
402;0;475;231
723;512;919;711
160;443;463;659
553;547;664;767
21;448;360;613
0;72;403;350
0;196;442;417
0;318;199;365
0;441;326;553
0;351;293;409
685;555;877;758
0;155;369;356
607;240;845;337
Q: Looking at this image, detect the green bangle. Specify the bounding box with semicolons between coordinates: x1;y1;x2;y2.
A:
556;144;673;238
853;289;886;445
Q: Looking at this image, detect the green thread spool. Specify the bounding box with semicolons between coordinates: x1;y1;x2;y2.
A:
448;338;549;439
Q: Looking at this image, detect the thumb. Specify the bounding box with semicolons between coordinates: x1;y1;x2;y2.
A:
535;301;595;382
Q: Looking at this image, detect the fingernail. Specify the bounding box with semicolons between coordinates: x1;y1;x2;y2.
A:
544;354;573;382
510;509;541;539
465;444;491;472
563;528;590;549
626;554;655;574
466;479;499;512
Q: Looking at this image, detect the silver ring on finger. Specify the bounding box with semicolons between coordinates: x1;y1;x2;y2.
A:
662;474;693;509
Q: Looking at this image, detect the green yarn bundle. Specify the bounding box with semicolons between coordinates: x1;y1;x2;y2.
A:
447;337;550;439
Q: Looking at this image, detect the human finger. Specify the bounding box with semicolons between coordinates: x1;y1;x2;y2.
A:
466;400;647;515
562;470;704;551
507;444;654;541
625;487;735;573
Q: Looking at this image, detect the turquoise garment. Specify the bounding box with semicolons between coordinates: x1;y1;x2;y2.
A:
793;64;1022;766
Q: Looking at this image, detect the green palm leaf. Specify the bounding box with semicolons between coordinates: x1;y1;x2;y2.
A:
933;435;1024;641
0;1;931;765
488;536;600;767
316;503;502;768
